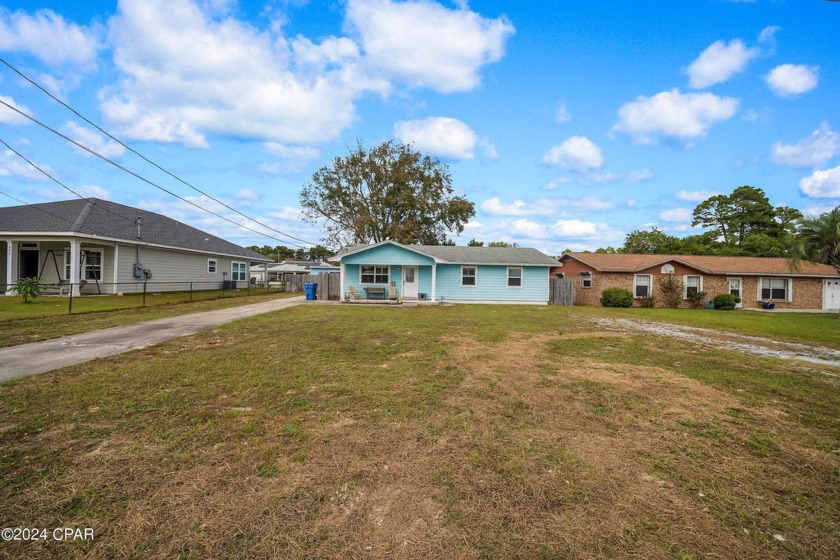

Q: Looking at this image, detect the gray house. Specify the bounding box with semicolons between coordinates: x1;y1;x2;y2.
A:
1;198;270;295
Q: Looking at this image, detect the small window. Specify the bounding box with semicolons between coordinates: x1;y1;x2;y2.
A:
634;274;652;298
760;277;789;301
507;267;522;287
208;259;217;273
231;262;247;281
580;271;592;288
461;266;477;287
83;251;102;281
361;265;389;284
684;275;702;298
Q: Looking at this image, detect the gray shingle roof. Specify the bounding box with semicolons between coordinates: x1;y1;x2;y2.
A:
0;198;269;261
335;241;559;266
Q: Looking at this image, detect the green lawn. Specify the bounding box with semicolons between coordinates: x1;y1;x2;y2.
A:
571;305;840;349
0;291;299;348
1;304;838;559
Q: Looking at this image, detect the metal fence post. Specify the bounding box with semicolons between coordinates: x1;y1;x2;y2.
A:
189;282;193;303
68;284;73;314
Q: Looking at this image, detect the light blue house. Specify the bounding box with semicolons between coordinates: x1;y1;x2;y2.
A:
334;241;560;304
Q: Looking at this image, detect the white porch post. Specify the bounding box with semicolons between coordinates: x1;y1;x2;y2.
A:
69;240;81;296
5;240;16;295
112;244;120;294
431;262;437;302
340;261;346;299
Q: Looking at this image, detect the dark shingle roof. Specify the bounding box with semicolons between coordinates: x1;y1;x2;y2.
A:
0;198;269;261
335;241;559;266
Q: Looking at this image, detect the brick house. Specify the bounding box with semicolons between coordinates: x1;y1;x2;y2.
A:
556;253;840;311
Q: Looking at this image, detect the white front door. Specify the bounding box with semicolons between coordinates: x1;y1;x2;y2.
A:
403;266;418;299
824;279;840;310
727;278;742;309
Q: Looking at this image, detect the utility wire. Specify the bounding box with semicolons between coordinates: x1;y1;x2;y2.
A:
0;136;137;225
0;189;108;235
0;57;317;247
0;98;308;249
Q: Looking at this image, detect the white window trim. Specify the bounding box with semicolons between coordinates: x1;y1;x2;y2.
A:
82;249;104;281
580;271;592;288
683;275;703;299
359;264;389;284
758;277;792;302
507;266;523;288
634;274;653;298
231;261;247;281
461;265;478;287
208;258;218;273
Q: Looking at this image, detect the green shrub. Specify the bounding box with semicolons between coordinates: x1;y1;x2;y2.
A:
638;294;656;308
14;277;44;303
657;274;684;308
600;287;633;308
686;290;707;309
713;293;741;310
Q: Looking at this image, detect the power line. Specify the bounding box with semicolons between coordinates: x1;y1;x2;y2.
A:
0;189;109;235
0;98;309;249
0;57;318;247
0;136;137;225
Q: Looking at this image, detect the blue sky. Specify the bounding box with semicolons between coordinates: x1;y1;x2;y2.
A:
1;0;838;254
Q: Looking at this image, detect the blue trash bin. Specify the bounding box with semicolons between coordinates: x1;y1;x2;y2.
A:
304;283;318;300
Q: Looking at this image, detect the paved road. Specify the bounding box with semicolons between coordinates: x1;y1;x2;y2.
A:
0;295;306;382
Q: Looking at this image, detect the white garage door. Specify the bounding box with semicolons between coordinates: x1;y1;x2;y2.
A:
824;279;840;310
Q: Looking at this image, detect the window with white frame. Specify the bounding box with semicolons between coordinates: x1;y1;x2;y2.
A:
64;251;73;280
760;277;790;301
360;265;389;284
634;274;652;298
461;266;477;286
507;267;522;287
580;271;592;288
208;259;217;273
684;275;702;298
231;262;247;281
84;250;102;280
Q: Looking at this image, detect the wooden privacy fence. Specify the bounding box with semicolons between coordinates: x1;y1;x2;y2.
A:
549;278;576;305
282;272;341;300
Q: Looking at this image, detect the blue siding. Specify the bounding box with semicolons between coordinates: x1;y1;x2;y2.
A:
344;263;433;299
436;264;549;302
342;244;435;266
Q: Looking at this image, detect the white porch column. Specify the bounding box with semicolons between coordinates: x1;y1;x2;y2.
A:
69;240;81;296
431;262;437;302
112;244;120;294
5;240;16;295
339;261;346;299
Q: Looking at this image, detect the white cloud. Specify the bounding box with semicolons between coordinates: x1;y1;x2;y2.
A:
0;8;101;68
770;122;840;168
345;0;515;93
799;166;840;198
758;25;779;46
551;218;620;239
260;143;321;173
542;136;603;170
38;184;112;201
555;103;571;124
234;188;258;202
685;39;759;89
676;190;720;202
659;208;693;223
612;89;738;144
480;195;614;217
393;117;479;160
61;121;126;159
627;169;653;183
0;149;49;181
766;64;818;97
0;95;32;125
102;0;383;147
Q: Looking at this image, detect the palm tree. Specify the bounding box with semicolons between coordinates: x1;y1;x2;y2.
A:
789;206;840;316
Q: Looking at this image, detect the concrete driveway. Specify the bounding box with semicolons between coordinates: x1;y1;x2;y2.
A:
0;295;306;382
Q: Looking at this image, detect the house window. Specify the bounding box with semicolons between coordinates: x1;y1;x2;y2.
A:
507;267;522;287
634;274;652;298
580;271;592;288
760;277;790;301
208;259;217;273
84;251;102;280
231;262;247;281
461;266;477;287
360;265;389;284
684;275;702;298
64;251;72;280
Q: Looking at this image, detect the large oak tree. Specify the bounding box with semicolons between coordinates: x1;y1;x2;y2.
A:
300;141;475;247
